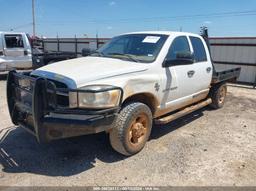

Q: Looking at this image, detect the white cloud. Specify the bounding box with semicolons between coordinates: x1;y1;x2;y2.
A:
204;21;212;24
109;1;116;6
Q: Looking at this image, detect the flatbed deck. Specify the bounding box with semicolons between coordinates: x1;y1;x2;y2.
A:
212;63;241;84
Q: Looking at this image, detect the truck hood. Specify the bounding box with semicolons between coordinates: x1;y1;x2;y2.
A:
32;56;148;88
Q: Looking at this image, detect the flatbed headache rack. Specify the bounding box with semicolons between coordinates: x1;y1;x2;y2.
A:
200;26;241;84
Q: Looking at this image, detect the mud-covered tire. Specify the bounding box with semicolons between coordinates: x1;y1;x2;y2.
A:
209;83;227;109
109;102;152;156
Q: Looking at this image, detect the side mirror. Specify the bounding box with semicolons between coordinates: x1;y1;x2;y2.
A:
81;48;91;57
163;51;194;67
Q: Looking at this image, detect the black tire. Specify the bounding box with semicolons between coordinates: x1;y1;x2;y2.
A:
109;102;152;156
209;83;227;109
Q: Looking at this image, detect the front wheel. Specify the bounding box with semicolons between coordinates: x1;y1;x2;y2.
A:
109;102;152;156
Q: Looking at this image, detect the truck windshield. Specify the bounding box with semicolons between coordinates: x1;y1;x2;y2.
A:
91;34;168;63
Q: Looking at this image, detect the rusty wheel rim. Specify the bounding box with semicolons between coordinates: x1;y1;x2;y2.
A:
128;113;149;146
219;86;226;104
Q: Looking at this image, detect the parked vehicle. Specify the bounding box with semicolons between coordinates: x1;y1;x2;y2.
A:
6;30;240;156
0;32;76;72
0;32;32;71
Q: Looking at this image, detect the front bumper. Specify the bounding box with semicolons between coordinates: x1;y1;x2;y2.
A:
7;71;123;142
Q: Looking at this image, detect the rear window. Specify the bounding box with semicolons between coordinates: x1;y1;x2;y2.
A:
4;34;24;48
189;36;207;62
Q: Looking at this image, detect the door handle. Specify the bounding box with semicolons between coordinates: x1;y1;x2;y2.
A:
187;70;195;78
206;67;212;73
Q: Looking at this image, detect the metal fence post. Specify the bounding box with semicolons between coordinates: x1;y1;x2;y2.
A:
96;33;99;49
254;70;256;88
75;35;78;56
42;38;45;52
57;35;60;52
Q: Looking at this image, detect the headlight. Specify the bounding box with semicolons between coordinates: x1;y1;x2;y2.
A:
69;85;122;109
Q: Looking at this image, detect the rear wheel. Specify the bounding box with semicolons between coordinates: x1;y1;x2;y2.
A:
209;83;227;109
109;102;152;156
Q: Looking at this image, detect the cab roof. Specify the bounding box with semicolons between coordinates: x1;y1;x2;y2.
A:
0;31;26;35
123;31;201;38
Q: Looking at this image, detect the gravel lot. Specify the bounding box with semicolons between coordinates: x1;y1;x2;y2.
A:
0;79;255;187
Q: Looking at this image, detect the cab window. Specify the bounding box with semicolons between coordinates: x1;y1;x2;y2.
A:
166;36;190;61
189;36;207;62
4;34;24;48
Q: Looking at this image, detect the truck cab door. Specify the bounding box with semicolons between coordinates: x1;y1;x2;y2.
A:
3;33;32;70
188;36;212;95
160;35;211;113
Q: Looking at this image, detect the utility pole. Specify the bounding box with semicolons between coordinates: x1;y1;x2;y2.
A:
32;0;36;37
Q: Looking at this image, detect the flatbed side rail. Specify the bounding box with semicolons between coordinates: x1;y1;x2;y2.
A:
212;67;241;84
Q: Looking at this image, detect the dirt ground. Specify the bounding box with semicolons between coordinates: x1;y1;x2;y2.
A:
0;79;255;187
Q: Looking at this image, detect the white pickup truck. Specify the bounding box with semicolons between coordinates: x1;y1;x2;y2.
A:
7;31;240;156
0;31;76;72
0;32;33;71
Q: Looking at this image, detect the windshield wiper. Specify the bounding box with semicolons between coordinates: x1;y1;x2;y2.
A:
108;53;139;62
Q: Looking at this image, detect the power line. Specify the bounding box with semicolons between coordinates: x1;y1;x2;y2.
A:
38;10;256;25
9;23;33;31
5;9;256;33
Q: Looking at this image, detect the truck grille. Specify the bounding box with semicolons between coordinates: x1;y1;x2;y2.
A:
47;79;69;107
48;79;68;89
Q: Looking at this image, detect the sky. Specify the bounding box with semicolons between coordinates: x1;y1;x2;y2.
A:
1;0;256;38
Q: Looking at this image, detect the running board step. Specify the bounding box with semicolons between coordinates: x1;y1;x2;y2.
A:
154;98;212;125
